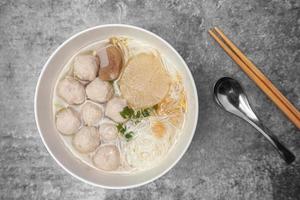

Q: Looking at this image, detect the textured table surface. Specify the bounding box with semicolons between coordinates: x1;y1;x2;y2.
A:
0;0;299;199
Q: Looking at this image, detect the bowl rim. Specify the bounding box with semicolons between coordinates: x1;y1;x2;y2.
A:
34;24;199;189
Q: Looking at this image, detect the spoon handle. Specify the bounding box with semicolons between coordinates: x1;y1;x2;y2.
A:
245;118;295;164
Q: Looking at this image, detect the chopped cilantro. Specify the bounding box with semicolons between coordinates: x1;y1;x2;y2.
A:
116;123;126;134
120;106;134;119
120;106;153;121
118;105;158;141
142;109;150;117
116;123;134;140
125;132;133;139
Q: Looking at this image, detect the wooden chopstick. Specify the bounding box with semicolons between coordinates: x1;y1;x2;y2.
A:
209;27;300;129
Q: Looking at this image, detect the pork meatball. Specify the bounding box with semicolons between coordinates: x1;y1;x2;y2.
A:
105;97;127;123
97;46;122;81
57;77;85;105
74;55;99;81
93;145;120;171
81;102;103;126
73;126;100;153
56;108;81;135
85;78;113;103
99;122;118;141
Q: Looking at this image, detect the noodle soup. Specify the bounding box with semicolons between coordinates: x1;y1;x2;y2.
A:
53;37;187;173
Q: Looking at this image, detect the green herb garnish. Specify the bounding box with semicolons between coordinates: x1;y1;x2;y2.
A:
120;106;154;121
117;105;157;141
116;123;126;134
125;131;134;139
135;110;141;118
142;108;150;117
116;123;134;141
120;106;134;119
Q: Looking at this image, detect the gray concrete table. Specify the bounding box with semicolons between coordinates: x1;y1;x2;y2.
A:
0;0;299;199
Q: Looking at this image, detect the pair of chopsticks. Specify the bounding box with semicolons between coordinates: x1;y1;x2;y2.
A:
209;27;300;129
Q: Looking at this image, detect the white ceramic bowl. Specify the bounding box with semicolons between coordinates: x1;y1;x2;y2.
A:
35;24;198;189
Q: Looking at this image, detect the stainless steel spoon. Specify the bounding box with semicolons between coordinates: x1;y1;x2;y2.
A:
213;77;295;164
